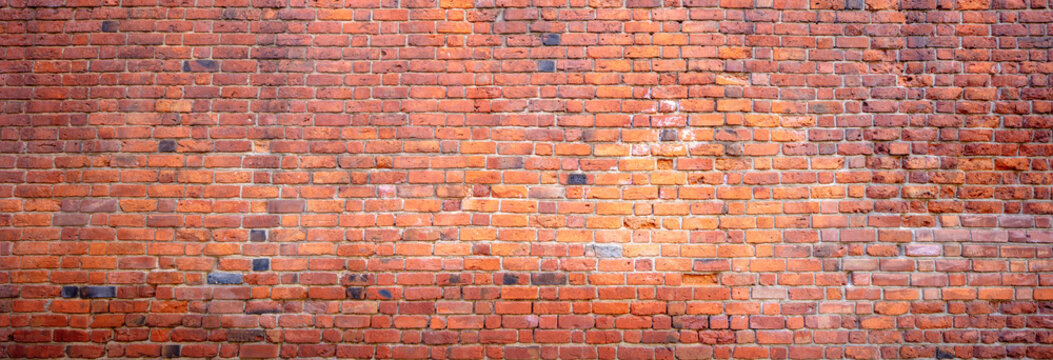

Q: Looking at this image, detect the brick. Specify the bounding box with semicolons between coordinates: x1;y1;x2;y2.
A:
207;273;244;285
158;140;176;152
542;34;560;46
567;173;588;185
60;286;78;298
183;60;219;72
250;229;267;242
79;286;115;299
530;273;567;285
537;60;555;72
267;199;305;213
589;244;622;258
1;1;1048;356
80;199;117;213
162;345;181;358
239;345;278;359
227;329;265;342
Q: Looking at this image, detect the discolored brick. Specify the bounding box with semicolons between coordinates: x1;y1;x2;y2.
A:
207;273;243;285
79;286;116;299
158;140;176;153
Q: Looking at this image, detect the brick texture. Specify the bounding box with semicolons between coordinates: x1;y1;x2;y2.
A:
0;0;1052;357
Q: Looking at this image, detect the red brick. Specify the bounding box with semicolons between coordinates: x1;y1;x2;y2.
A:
0;2;1046;356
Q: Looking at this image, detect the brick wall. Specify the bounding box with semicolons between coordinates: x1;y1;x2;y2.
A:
1;0;1053;357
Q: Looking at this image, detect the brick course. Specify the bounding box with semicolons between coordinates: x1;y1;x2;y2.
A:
1;0;1053;358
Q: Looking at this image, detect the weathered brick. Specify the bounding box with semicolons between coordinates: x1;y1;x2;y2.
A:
1;1;1049;356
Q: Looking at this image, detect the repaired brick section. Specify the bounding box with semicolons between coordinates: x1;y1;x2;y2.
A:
1;0;1052;357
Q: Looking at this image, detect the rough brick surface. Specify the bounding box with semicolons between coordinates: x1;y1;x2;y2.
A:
0;0;1052;357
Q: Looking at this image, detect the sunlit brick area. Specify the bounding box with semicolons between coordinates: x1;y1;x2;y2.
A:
1;0;1052;358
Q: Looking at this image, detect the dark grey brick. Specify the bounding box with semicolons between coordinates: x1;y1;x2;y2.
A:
531;272;567;285
252;258;269;271
567;173;588;185
61;286;79;298
101;21;119;32
542;33;560;46
250;229;267;242
537;60;555;72
377;289;392;299
80;286;116;299
158;140;176;152
207;272;243;285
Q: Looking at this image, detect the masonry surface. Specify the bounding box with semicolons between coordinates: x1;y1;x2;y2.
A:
0;0;1052;358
